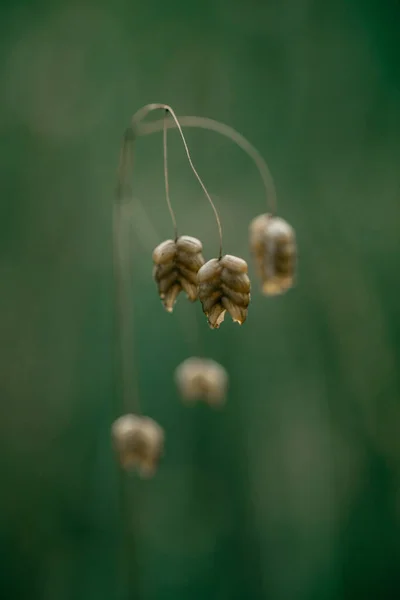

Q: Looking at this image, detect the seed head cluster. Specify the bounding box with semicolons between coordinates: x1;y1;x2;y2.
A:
112;103;297;478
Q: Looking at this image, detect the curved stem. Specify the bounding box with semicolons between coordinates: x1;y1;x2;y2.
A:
135;114;277;216
163;111;178;240
130;103;223;258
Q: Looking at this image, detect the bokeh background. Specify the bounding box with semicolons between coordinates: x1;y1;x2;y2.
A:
1;1;399;599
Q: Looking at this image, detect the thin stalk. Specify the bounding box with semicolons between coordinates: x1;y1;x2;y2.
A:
129;103;224;258
114;132;141;416
163;110;178;240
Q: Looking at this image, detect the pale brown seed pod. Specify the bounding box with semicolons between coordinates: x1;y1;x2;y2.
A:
152;235;205;312
111;414;164;477
249;214;296;296
198;255;251;328
175;357;228;406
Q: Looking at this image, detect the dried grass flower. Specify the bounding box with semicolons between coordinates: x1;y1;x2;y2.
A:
249;214;296;295
198;254;251;328
112;414;164;477
175;357;228;406
153;235;205;312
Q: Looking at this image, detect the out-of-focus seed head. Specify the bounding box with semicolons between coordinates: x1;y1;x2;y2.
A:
198;254;251;328
175;357;228;406
111;414;164;477
153;235;205;312
249;214;296;296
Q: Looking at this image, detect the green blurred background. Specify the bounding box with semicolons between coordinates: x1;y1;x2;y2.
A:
1;1;399;599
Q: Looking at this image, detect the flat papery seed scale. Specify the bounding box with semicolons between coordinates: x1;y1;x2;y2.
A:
175;357;228;406
198;254;251;329
249;214;296;296
111;414;165;477
153;235;205;312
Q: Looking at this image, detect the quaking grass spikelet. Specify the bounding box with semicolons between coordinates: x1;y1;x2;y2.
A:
249;214;296;295
153;235;205;312
175;357;228;406
112;414;164;477
198;254;251;328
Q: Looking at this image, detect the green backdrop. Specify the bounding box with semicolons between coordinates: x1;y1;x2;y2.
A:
1;1;399;599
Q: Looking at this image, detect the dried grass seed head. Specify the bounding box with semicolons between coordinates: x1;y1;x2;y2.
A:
112;414;164;477
198;254;251;328
249;214;296;296
175;357;228;406
153;235;205;312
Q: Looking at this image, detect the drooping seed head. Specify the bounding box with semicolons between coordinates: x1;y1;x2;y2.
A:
175;357;228;406
153;235;205;312
198;255;251;328
111;414;164;477
249;214;296;295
